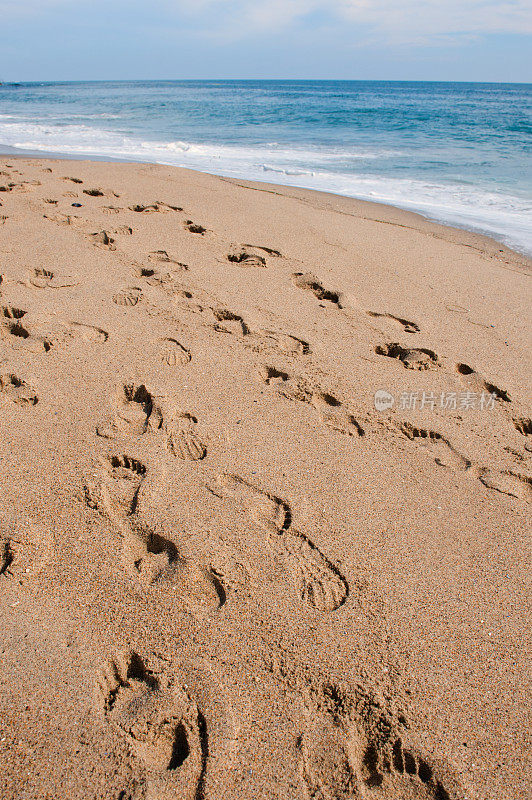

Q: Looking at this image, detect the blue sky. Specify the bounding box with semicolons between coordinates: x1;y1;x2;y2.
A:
1;0;531;82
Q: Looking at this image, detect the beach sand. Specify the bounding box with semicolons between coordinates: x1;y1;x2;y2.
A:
0;157;530;800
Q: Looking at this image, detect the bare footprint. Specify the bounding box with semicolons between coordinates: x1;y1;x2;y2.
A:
367;312;420;334
137;263;187;288
97;383;163;439
376;343;439;370
301;687;459;800
1;309;53;353
148;250;187;268
292;272;342;307
89;458;221;611
89;454;147;522
399;423;471;470
477;468;531;500
212;308;249;336
513;418;532;436
67;322;109;343
129;201;182;213
300;715;357;800
310;392;365;438
2;305;27;322
0;510;53;583
90;230;116;249
184;220;207;235
97;651;207;800
456;363;511;402
207;474;291;531
27;267;79;289
258;367;363;437
125;521;225;612
257;365;312;403
227;244;273;268
0;373;38;406
256;329;311;356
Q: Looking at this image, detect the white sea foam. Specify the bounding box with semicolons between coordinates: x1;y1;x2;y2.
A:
1;119;530;256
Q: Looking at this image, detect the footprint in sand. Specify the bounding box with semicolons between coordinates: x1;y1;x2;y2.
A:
184;220;207;235
148;250;186;268
137;252;187;283
97;651;207;800
26;267;79;289
256;329;311;356
97;652;235;800
375;343;439;370
97;383;163;439
128;523;225;612
88;456;221;612
90;454;147;521
0;373;38;406
399;423;471;471
158;338;192;366
292;272;342;307
166;413;207;461
455;363;511;402
112;286;143;306
43;211;83;227
208;475;349;612
207;302;311;358
367;312;420;334
1;307;53;353
136;257;188;288
477;468;531;500
258;366;365;438
90;230;116;249
226;243;281;268
513;418;532;436
67;322;109;343
2;305;27;322
227;242;282;268
301;684;459;800
129;202;182;213
115;225;133;236
0;510;53;584
212;308;249;336
96;385;207;460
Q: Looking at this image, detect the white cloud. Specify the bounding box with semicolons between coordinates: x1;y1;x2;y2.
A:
171;0;532;41
1;0;531;42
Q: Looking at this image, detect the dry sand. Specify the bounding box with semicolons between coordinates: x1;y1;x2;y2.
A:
0;157;530;800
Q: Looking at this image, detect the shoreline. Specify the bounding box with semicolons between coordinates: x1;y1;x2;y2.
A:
2;146;531;267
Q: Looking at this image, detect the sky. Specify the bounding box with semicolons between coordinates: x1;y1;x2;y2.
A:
0;0;531;83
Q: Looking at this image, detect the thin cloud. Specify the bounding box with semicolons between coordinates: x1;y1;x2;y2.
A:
1;0;531;41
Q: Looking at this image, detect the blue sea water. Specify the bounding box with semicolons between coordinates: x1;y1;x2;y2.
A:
0;80;531;255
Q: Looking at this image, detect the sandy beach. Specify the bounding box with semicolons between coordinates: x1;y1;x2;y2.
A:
0;156;530;800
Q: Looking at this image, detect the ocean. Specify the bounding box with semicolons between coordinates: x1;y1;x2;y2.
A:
0;80;530;255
